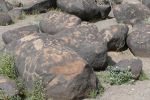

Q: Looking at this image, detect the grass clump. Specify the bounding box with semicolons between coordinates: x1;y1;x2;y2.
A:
139;70;149;81
107;66;134;85
26;78;45;100
88;83;104;98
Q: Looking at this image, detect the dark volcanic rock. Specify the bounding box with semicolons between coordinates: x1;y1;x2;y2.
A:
0;75;18;98
57;0;111;20
127;24;150;57
5;34;99;100
22;0;56;13
100;24;129;51
113;3;150;25
116;59;143;79
2;25;39;44
142;0;150;9
0;0;13;12
54;22;107;70
39;11;81;35
0;12;13;26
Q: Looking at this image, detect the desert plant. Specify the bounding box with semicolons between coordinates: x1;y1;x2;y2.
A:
0;52;17;79
107;66;134;85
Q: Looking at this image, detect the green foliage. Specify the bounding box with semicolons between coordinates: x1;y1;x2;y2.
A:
27;78;45;100
0;52;17;79
88;83;104;98
139;70;149;81
107;66;134;85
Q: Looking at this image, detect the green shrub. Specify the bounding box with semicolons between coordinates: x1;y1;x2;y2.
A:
0;52;17;79
107;66;134;85
27;78;45;100
139;70;149;81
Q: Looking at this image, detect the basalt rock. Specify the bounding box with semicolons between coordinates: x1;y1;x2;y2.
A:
5;34;99;100
39;11;81;35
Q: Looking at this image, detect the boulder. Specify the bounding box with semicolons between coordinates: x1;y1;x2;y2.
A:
11;0;57;13
0;12;13;26
142;0;150;9
5;34;99;100
39;11;81;35
54;22;107;70
115;59;143;79
113;3;150;25
8;8;23;21
2;25;39;44
0;0;13;12
127;24;150;57
0;75;18;98
99;24;129;51
94;18;118;32
57;0;111;20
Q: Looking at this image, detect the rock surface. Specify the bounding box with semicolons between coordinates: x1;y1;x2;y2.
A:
2;25;39;44
57;0;111;20
5;34;99;100
0;12;13;26
113;3;150;25
0;75;18;98
39;11;81;35
55;22;107;70
99;24;129;51
116;59;143;79
127;24;150;57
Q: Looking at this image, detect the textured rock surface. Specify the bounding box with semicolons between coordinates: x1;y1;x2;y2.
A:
0;12;13;26
0;75;18;98
113;3;150;25
39;11;81;35
57;0;111;20
127;24;150;57
55;22;107;70
99;24;129;51
116;59;143;79
2;25;39;44
5;34;99;100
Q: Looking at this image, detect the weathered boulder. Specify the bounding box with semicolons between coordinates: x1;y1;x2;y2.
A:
13;0;56;13
94;18;118;32
57;0;111;20
142;0;150;9
5;34;99;100
99;24;129;51
127;24;150;57
0;0;13;12
0;75;18;98
8;8;23;21
113;3;150;25
116;59;142;79
0;12;13;26
54;22;107;70
39;11;81;35
2;25;39;44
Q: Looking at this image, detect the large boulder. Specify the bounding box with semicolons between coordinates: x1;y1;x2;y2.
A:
0;0;13;12
2;25;39;44
115;59;143;79
54;22;107;70
127;24;150;57
142;0;150;9
5;34;99;100
39;11;81;35
113;3;150;25
14;0;56;13
99;24;129;51
57;0;111;20
0;12;13;26
0;75;18;98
